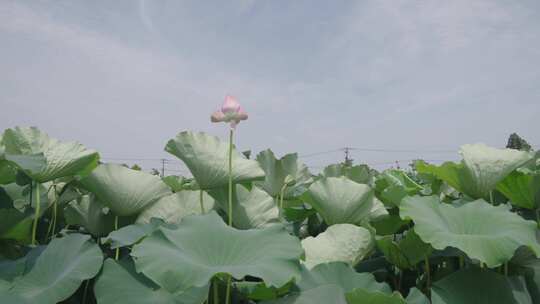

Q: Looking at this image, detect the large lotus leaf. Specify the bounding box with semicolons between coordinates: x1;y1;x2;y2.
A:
375;170;424;207
497;169;540;209
102;219;164;249
321;164;375;185
64;194;115;236
346;288;408;304
234;281;294;301
297;262;390;294
405;288;429;304
6;234;102;304
0;160;16;185
1;127;99;183
131;211;303;292
511;248;540;302
302;177;387;226
164;131;265;189
162;175;198;192
400;196;540;267
301;224;374;269
80;164;172;216
208;184;280;229
376;230;432;270
94;259;208;304
431;269;532;304
0;293;30;304
136;190;215;224
417;144;532;200
0;208;32;243
262;284;347;304
255;149;313;199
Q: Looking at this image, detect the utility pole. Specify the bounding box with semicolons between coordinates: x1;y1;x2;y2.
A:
161;159;166;177
343;147;353;167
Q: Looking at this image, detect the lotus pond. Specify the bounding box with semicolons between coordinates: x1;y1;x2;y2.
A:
0;125;539;304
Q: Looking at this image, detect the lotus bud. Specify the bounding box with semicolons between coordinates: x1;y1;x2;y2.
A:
210;95;249;129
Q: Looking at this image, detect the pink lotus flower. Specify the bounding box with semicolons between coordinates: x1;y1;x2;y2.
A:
211;95;248;128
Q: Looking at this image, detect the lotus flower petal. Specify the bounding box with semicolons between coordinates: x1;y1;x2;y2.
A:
221;95;241;114
212;96;249;128
211;111;226;123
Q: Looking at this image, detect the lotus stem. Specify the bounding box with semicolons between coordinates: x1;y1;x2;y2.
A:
225;275;232;304
114;216;119;260
199;190;205;214
45;185;58;241
213;278;219;304
31;181;41;246
424;257;430;296
459;255;464;269
536;209;540;228
279;184;286;209
489;190;494;204
82;279;90;304
228;128;234;226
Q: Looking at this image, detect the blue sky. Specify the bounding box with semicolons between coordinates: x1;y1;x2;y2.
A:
1;0;539;173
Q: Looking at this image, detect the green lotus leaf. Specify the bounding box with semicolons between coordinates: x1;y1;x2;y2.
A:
162;175;198;192
164;131;265;189
0;127;99;183
0;208;32;243
405;288;429;304
346;288;407;304
255;149;313;199
370;212;409;236
0;293;30;304
234;281;293;301
94;259;208;304
400;196;540;267
301;224;374;269
375;170;424;206
416;144;533;200
297;262;390;294
302;177;387;226
497;170;540;209
511;247;540;302
321;164;375;185
6;234;103;304
0;183;51;243
0;160;16;185
102;219;167;249
64;194;115;236
131;211;303;292
208;185;280;229
136;190;214;224
80;164;172;216
431;269;532;304
376;230;432;269
262;284;347;304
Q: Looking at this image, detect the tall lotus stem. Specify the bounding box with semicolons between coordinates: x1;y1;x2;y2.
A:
279;184;287;209
225;276;232;304
424;257;430;296
31;182;40;245
228;128;234;226
199;190;205;214
213;278;219;304
114;216;120;260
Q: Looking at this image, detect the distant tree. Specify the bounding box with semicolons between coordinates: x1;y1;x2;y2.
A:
131;164;142;171
150;168;160;176
120;163;129;168
506;133;532;151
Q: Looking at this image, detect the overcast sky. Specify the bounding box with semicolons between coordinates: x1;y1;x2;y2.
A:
1;0;539;174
